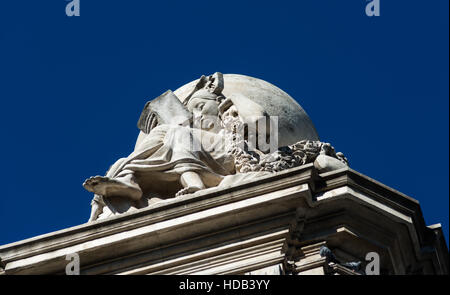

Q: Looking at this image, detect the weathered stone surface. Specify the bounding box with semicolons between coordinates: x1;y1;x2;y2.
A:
314;154;347;172
2;73;446;276
0;165;447;275
82;73;346;222
174;74;320;146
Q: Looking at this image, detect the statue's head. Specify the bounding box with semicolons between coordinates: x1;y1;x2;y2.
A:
183;73;225;133
187;89;220;117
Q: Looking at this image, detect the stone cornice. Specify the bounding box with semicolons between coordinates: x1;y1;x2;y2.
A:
0;163;447;275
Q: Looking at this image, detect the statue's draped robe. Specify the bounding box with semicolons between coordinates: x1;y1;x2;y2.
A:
106;124;235;201
97;121;271;219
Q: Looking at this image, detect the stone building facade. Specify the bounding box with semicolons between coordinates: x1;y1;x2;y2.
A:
0;164;447;275
1;73;447;275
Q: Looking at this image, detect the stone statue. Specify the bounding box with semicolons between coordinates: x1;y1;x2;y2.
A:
83;73;348;222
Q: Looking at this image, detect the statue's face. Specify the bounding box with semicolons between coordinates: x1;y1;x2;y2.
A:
187;96;219;117
187;96;221;133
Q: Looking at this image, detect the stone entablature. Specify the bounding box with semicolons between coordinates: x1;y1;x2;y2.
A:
0;164;447;275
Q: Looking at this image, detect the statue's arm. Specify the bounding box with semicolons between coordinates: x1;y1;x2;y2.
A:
134;130;147;152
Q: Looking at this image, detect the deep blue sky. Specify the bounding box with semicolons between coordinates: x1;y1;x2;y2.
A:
0;1;448;246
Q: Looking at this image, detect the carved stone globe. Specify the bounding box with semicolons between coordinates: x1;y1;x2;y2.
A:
174;74;319;147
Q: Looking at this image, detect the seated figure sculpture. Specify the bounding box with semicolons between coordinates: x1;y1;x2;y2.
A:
83;73;348;222
84;73;269;221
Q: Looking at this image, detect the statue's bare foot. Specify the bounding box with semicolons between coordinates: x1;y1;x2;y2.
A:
175;186;202;197
83;176;142;200
83;176;125;196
